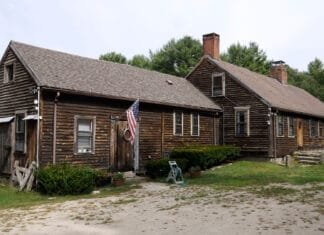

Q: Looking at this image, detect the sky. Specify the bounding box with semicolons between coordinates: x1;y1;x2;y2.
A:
0;0;323;71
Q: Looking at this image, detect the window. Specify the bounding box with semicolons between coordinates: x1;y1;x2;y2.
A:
309;119;318;137
4;63;14;83
320;122;324;137
191;113;199;136
15;113;26;152
173;111;183;136
287;117;296;137
277;115;284;137
212;72;225;97
235;107;250;136
75;117;95;153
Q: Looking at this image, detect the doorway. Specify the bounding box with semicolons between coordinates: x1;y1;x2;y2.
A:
297;119;303;148
110;119;133;171
0;123;11;174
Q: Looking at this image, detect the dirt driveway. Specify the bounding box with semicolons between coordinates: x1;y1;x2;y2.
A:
1;182;323;235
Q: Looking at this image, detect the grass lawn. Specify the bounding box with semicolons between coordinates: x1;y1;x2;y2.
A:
188;161;324;189
0;182;140;210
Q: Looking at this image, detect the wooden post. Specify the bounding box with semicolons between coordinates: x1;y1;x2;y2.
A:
134;124;139;173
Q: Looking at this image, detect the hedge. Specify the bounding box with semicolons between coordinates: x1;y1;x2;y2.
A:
170;145;240;170
145;158;188;178
36;164;100;195
145;145;240;178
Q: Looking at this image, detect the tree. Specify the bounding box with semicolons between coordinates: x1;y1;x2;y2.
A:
99;52;127;64
221;42;270;75
150;36;203;77
308;58;324;85
128;54;151;69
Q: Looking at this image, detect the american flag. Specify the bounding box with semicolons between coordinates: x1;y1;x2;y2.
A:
126;99;139;145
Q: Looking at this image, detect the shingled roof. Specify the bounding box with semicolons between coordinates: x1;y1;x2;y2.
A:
205;56;324;118
8;41;220;111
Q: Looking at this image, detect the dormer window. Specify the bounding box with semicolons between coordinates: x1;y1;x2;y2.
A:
212;72;225;97
4;63;14;83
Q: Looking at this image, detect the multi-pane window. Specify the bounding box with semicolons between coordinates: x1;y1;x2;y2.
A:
277;115;284;137
309;119;318;137
191;113;199;136
235;107;249;136
173;111;183;136
76;117;95;153
15;113;25;152
4;64;14;83
288;117;296;137
212;73;225;96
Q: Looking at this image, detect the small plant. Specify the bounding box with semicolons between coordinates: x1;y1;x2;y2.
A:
111;172;125;187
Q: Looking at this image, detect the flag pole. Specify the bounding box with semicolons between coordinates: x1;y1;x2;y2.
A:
134;99;140;174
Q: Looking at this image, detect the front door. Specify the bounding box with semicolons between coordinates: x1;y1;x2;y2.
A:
297;119;303;148
26;120;37;162
110;119;133;171
0;124;11;174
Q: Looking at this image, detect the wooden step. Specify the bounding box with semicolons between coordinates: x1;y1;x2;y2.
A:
298;159;320;165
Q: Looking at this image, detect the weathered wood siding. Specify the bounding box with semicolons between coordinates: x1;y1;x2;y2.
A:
40;91;217;169
187;59;271;156
275;113;324;157
0;48;37;168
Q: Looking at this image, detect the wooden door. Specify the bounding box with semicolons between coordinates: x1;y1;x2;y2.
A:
110;120;133;171
297;119;303;147
26;120;37;162
0;124;11;174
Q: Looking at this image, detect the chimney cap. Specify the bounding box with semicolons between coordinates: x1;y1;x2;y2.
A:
203;33;219;38
271;60;286;65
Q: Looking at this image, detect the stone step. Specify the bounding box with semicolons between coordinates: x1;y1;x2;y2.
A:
296;156;321;161
298;159;321;165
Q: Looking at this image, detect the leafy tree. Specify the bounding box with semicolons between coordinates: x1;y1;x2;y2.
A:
150;36;203;77
99;52;127;64
221;42;270;75
307;58;324;85
129;54;151;69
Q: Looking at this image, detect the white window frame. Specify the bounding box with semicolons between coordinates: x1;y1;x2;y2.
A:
211;72;225;97
190;112;200;136
309;119;319;137
3;60;15;83
14;111;27;153
74;115;96;154
234;106;250;137
287;117;296;138
173;111;183;136
276;115;285;137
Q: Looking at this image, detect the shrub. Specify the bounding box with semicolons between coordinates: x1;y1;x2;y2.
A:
145;158;188;178
36;164;99;195
170;145;240;170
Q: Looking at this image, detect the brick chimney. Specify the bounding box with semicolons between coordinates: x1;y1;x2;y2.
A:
203;33;220;60
270;61;288;84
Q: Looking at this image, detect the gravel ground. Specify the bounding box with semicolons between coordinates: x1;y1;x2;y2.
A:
0;182;323;235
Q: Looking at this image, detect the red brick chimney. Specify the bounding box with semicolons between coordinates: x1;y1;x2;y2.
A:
203;33;220;60
270;61;288;84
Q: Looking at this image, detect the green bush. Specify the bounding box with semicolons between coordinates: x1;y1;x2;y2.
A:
36;164;99;195
145;158;188;178
170;145;240;170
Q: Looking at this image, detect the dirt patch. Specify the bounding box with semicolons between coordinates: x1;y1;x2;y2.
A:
1;182;323;234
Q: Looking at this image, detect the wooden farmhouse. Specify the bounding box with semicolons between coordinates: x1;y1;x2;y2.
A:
187;33;324;158
0;41;221;174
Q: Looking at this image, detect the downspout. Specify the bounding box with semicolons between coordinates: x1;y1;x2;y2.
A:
53;91;60;164
36;87;41;168
222;106;225;144
273;112;277;158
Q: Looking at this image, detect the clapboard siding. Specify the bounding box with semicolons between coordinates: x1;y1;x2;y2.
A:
40;92;218;169
188;59;271;156
0;49;36;116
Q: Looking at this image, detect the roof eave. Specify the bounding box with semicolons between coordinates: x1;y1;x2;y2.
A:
272;106;324;119
41;86;221;112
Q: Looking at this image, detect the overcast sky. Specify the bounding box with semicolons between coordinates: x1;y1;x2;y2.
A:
1;0;323;71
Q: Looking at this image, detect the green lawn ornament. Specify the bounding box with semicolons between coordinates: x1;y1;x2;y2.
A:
166;161;184;184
